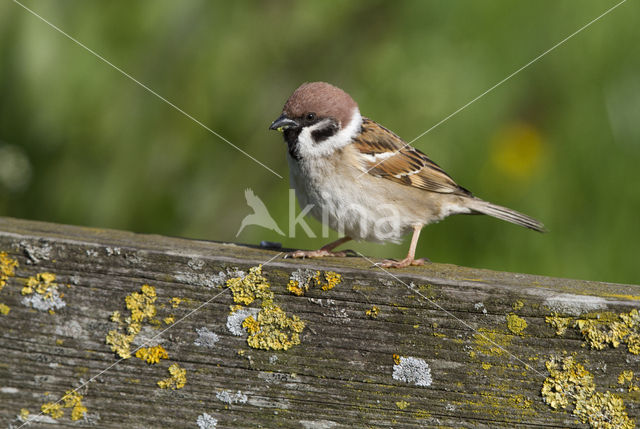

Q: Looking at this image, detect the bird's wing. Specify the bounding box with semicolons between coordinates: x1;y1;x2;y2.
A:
245;188;269;211
352;118;471;196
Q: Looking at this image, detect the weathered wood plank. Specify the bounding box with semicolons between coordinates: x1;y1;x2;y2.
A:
0;216;639;428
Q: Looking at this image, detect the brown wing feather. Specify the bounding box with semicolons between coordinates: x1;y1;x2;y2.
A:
353;118;472;196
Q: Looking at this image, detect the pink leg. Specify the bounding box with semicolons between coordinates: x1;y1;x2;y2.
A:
377;226;429;268
285;236;353;259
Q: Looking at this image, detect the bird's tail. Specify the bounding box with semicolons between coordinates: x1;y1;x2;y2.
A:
466;198;545;232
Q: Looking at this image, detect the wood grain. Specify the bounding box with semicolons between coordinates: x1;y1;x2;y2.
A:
0;217;638;428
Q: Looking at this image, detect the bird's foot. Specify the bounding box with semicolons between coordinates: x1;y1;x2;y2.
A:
284;249;356;259
374;257;430;269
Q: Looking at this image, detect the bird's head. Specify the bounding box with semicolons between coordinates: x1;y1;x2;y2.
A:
269;82;362;159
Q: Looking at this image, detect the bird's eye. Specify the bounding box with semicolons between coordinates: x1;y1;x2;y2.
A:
305;112;316;121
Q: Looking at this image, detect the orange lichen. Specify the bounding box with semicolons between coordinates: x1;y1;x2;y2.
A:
575;309;640;354
545;313;572;336
157;363;186;390
41;402;64;419
287;269;342;296
62;390;87;421
21;272;56;296
366;305;380;319
541;355;633;428
0;251;18;290
106;284;157;358
618;370;640;392
245;305;305;351
135;345;169;364
226;265;273;305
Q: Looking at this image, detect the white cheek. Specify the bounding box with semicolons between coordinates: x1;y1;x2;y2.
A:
296;109;363;159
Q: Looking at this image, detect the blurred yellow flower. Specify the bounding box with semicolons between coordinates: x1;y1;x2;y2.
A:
490;122;546;182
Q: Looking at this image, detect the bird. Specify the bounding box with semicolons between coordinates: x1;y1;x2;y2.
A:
236;188;284;237
269;82;544;268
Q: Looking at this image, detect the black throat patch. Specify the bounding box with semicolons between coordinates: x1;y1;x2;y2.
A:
284;128;302;160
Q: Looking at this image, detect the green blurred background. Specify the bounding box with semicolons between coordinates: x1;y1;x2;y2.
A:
0;1;638;284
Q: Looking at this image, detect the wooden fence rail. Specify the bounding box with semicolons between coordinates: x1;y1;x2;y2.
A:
0;217;639;428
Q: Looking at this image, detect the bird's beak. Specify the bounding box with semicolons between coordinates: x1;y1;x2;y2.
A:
269;114;299;132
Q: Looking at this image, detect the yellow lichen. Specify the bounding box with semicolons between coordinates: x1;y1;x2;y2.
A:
19;408;29;421
0;303;9;315
242;315;261;334
393;354;401;365
106;284;157;359
135;345;169;364
226;265;273;305
545;313;571;336
395;400;410;410
287;280;305;296
318;271;342;291
0;251;18;290
618;370;639;392
481;362;492;370
62;390;87;421
41;402;64;419
163;315;175;325
575;309;640;354
287;269;342;296
506;313;528;335
365;305;379;319
105;330;136;359
157;363;186;390
22;272;57;297
512;300;524;311
169;297;182;308
472;328;512;357
541;355;634;428
245;305;305;351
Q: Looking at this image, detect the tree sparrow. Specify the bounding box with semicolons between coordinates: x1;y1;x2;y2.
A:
269;82;544;268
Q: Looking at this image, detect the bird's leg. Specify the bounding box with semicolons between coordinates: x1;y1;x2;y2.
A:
285;236;353;259
376;226;429;268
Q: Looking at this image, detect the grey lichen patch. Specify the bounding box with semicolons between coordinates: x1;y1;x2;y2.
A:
187;258;205;270
392;355;432;387
299;420;338;429
226;308;259;336
21;272;66;313
175;267;245;289
216;389;248;405
541;354;634;428
193;327;219;348
196;413;217;429
544;293;607;316
474;302;487;315
19;240;52;264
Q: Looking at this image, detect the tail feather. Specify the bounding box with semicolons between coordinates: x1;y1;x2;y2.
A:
466;198;545;233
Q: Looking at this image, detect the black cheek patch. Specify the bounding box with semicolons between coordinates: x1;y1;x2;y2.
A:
311;122;339;143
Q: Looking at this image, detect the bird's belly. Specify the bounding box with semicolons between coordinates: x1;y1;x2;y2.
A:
289;159;419;243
